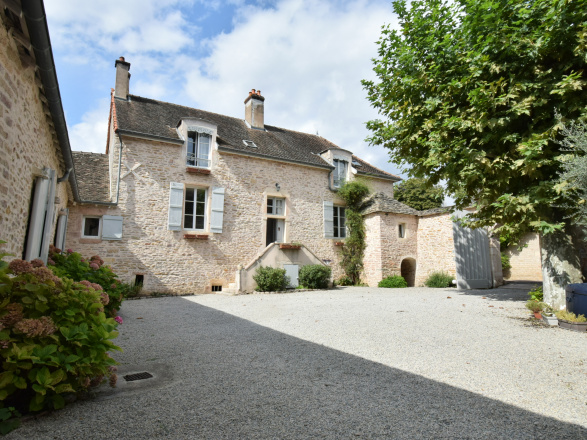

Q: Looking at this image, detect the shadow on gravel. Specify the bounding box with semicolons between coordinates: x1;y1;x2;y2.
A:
460;286;531;302
9;297;586;440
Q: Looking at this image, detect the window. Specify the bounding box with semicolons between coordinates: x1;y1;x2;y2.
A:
135;274;144;287
82;216;101;238
333;159;347;188
333;206;346;238
184;187;207;230
243;140;257;148
398;223;406;238
267;197;285;216
187;132;211;168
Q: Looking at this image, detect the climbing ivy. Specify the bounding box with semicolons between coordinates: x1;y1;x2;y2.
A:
337;181;371;285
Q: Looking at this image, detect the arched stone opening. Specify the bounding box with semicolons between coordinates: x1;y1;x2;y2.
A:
400;258;417;287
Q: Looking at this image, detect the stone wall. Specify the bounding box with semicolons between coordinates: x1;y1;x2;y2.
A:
66;134;394;293
504;233;542;282
0;19;69;257
415;213;456;286
363;212;418;287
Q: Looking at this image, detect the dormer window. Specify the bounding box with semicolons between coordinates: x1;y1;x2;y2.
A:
187;131;211;169
333;159;348;188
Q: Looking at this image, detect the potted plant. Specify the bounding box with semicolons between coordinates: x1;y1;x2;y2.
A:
525;299;545;319
279;242;301;250
334;241;344;246
541;305;558;326
555;310;587;332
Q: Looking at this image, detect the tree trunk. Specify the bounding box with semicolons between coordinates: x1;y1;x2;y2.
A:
540;229;583;310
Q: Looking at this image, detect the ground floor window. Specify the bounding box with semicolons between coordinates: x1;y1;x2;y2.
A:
82;216;102;238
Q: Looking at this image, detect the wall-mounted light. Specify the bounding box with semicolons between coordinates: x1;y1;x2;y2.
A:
275;183;280;191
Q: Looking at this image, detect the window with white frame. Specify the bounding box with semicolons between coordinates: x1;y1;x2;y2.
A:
333;159;347;188
333;206;346;238
187;131;211;168
82;216;101;238
184;187;207;230
267;197;285;216
398;223;406;238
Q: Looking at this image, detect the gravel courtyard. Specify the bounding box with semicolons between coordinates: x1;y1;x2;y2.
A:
7;286;587;439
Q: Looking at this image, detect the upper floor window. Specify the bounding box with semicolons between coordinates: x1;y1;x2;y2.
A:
267;197;285;216
333;206;346;238
398;223;406;238
333;159;347;188
187;132;211;169
82;216;101;238
184;187;207;230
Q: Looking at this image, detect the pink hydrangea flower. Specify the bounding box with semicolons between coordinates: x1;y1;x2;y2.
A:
114;316;123;324
30;258;45;268
47;259;55;266
67;249;73;254
89;262;99;270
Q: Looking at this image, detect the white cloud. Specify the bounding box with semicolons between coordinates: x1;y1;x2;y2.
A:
68;99;110;153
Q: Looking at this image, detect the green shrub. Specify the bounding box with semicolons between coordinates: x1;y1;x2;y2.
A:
253;266;289;292
378;275;407;288
501;252;511;271
555;310;587;323
298;265;331;289
424;271;453;288
337;276;354;286
0;258;121;415
525;299;545;313
48;246;124;317
528;285;543;302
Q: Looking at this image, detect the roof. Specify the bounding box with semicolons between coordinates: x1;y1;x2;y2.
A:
114;95;400;180
71;152;110;202
362;193;451;217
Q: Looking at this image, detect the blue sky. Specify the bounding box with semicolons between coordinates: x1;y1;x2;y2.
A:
45;0;405;178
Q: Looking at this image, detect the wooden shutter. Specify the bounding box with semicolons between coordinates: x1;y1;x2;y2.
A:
54;209;69;250
102;215;123;240
168;182;184;231
210;186;225;233
39;169;57;263
25;172;51;261
323;201;334;238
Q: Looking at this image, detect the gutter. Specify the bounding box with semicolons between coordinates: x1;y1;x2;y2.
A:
21;1;121;206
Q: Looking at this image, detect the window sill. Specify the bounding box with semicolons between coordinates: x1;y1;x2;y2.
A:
80;238;102;244
183;233;209;240
186;167;211;175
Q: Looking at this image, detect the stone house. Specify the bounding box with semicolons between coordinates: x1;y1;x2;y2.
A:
63;58;463;293
0;0;76;263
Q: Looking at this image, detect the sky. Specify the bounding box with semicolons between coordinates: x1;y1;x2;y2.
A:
44;0;406;179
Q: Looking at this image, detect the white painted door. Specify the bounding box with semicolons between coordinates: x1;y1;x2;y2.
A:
276;219;285;243
284;264;299;288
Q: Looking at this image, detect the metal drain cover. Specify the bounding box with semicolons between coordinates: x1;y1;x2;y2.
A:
124;372;153;382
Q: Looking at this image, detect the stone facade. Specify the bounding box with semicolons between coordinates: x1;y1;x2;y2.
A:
0;14;70;258
504;233;542;282
66;129;395;293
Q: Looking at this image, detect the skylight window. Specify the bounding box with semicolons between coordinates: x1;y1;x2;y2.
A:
243;140;257;148
352;159;362;167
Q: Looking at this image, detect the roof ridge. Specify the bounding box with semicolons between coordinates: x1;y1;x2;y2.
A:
72;150;108;155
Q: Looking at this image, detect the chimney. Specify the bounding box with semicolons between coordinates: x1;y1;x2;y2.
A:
114;57;131;99
244;89;265;129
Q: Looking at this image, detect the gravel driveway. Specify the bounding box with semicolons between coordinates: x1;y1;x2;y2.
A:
7;285;587;439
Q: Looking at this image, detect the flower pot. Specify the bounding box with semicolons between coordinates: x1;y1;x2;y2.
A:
334;241;344;246
542;314;558;326
558;320;587;332
279;244;301;250
533;312;542;319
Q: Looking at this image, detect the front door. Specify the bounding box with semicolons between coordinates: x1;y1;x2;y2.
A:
266;219;285;246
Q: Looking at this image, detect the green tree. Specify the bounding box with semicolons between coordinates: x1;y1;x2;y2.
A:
337;181;371;285
363;0;587;307
394;178;444;210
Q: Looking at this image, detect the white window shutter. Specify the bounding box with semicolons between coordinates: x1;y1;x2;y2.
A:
55;210;69;250
39;169;57;263
168;182;184;231
102;215;123;240
210;186;225;233
323;201;334;238
25;174;50;261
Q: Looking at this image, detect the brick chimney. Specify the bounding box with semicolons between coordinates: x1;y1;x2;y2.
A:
244;89;265;129
114;57;131;99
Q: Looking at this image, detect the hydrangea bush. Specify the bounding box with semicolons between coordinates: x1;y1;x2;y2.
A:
0;245;121;419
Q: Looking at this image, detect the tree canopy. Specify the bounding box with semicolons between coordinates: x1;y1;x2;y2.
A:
363;0;587;242
394;178;444;210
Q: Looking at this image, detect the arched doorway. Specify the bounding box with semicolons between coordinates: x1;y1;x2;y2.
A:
400;258;416;287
